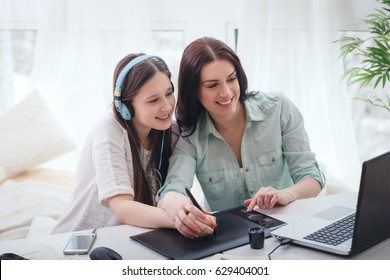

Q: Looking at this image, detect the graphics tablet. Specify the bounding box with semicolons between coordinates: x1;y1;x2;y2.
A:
130;206;285;260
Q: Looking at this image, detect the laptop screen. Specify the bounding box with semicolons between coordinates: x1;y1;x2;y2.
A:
351;151;390;255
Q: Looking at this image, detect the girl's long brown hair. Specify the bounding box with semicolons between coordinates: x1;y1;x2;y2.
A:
112;53;173;205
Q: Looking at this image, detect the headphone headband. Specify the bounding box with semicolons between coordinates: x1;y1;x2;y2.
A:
114;54;167;120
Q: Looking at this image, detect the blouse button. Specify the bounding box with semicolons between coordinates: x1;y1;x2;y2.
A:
208;178;212;183
272;157;276;162
245;167;249;172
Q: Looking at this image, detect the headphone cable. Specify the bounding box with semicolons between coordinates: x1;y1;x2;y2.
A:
125;120;164;188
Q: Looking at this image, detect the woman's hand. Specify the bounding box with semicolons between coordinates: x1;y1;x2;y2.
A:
244;178;321;211
244;186;295;211
157;192;217;238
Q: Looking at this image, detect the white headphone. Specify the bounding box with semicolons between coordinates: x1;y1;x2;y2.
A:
114;54;170;120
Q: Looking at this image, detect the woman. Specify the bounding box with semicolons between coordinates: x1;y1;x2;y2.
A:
157;37;325;238
53;53;178;233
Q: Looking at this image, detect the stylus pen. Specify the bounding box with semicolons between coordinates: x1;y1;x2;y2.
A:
185;188;203;211
185;188;217;236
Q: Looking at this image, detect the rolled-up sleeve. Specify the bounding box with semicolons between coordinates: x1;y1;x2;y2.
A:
280;94;325;188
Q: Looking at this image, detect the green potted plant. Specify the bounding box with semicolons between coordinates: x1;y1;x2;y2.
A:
336;0;390;112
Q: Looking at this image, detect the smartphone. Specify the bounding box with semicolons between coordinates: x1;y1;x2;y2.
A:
63;233;97;255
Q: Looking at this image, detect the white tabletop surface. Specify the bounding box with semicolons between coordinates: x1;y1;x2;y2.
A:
1;192;389;260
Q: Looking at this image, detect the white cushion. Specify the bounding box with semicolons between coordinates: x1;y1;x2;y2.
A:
0;91;77;182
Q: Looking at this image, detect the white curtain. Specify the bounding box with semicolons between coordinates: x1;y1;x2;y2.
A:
29;1;153;129
1;0;365;188
2;0;155;168
237;0;361;191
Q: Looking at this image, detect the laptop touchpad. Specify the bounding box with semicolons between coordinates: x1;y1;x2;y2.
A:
313;206;354;221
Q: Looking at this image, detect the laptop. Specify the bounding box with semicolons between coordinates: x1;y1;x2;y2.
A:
271;151;390;256
130;206;285;260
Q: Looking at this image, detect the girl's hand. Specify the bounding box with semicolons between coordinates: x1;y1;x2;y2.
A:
158;192;217;238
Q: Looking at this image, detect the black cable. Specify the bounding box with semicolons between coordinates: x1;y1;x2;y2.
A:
268;238;292;260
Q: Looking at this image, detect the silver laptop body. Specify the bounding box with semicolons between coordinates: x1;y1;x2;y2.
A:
272;151;390;256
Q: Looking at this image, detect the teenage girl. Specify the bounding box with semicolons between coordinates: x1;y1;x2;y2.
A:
52;54;178;233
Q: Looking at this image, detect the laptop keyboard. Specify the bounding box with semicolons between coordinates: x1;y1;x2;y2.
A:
303;213;355;246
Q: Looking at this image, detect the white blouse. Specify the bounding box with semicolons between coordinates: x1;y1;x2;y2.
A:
52;110;178;233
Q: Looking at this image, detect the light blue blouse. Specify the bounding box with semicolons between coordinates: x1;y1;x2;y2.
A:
157;92;324;211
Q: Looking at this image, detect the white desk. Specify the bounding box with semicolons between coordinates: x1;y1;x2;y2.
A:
0;224;163;260
1;192;389;260
223;192;390;260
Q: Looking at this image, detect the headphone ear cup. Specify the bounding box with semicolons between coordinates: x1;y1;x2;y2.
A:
119;102;132;120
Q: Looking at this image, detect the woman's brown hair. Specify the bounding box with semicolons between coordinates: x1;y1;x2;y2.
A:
176;37;248;136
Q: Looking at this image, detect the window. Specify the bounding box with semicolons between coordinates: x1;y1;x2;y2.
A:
340;31;390;161
0;30;36;109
